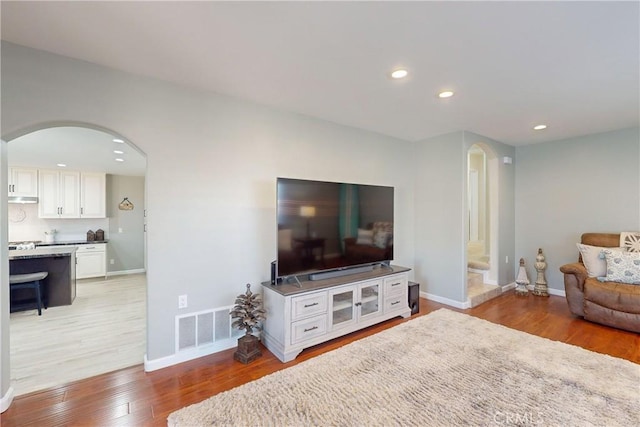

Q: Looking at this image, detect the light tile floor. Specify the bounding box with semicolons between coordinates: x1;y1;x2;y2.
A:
9;273;146;396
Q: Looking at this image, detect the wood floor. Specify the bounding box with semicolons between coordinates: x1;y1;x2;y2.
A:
2;291;638;426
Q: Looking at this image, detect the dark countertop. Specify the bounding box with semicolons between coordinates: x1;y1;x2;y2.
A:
9;240;108;250
9;246;77;260
37;240;108;247
262;265;410;296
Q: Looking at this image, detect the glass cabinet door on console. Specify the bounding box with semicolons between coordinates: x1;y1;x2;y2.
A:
329;280;383;330
330;288;355;329
359;282;381;319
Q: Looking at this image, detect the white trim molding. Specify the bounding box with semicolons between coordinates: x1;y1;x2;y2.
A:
107;268;146;277
144;338;237;372
1;386;14;413
421;291;470;309
502;282;516;292
548;287;566;297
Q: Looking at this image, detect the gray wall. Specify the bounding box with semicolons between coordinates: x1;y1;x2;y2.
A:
414;132;467;302
106;175;145;273
0;42;416;371
413;131;516;304
515;127;640;291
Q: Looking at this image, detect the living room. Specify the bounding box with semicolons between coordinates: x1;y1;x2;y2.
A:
1;1;638;424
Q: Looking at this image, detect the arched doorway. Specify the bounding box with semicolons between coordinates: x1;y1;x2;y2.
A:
4;122;147;396
466;143;499;307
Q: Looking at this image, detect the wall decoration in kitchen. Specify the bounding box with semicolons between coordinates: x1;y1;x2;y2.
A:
9;206;27;223
119;197;134;210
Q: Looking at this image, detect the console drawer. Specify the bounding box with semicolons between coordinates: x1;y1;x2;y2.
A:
291;292;327;321
384;275;406;297
384;295;407;313
291;315;327;345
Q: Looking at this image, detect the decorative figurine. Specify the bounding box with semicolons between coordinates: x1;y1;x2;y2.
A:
515;258;530;296
532;248;549;297
230;283;266;364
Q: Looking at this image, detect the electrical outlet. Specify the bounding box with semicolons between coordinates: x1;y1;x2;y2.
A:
178;294;188;309
505;256;509;264
110;259;115;265
118;227;123;233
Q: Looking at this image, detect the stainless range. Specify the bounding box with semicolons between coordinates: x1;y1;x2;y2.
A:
8;241;42;250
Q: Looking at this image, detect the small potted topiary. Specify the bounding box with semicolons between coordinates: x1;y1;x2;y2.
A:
230;283;266;364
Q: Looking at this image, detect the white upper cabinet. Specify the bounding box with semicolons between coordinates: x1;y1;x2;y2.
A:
38;170;81;218
80;172;106;218
8;167;38;197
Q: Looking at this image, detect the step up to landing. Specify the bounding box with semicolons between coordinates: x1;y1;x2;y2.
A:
468;259;490;270
467;276;501;308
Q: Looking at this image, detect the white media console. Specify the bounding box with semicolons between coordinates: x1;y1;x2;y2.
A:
261;265;411;362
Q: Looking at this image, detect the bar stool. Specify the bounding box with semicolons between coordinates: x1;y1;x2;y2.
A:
9;272;48;316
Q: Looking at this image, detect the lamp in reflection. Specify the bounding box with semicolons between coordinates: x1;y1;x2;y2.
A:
299;206;316;239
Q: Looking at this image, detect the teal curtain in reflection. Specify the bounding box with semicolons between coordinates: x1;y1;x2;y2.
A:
339;184;359;252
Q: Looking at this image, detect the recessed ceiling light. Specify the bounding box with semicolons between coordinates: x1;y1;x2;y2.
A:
56;163;67;168
115;158;125;162
390;69;408;79
438;91;454;98
113;150;124;154
113;138;125;143
533;124;548;130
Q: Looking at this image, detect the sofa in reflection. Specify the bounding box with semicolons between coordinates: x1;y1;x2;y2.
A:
344;222;393;264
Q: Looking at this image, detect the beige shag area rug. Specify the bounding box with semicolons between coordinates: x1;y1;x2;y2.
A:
168;309;639;426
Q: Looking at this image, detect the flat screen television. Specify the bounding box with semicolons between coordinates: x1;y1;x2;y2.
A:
276;177;394;281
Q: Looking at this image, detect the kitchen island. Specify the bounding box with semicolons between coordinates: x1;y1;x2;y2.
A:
9;246;77;308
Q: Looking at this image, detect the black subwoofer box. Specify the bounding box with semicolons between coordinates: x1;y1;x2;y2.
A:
408;281;420;315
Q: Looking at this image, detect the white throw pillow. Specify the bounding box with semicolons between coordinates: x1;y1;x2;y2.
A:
576;243;624;277
356;229;374;245
601;249;640;285
373;230;389;249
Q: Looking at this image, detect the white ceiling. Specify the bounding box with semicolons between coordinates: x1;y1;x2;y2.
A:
1;1;639;150
8;127;147;176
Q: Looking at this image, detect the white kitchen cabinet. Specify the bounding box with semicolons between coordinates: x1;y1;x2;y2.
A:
80;172;106;218
38;170;105;218
76;243;107;279
38;170;81;218
8;167;38;197
262;267;410;362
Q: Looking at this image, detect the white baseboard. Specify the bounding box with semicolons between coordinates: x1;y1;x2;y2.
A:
502;282;516;291
107;268;146;277
144;337;238;372
421;291;470;309
548;287;566;297
503;282;564;297
1;386;14;413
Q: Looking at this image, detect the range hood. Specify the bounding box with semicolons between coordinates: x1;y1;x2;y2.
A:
8;196;38;204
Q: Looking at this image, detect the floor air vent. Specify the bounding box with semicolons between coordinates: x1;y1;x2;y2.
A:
176;305;242;353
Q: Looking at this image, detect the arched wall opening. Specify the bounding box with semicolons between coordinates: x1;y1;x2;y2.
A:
2;121;147;398
466;142;500;302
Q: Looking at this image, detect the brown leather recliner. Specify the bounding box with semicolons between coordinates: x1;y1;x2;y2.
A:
560;233;640;333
